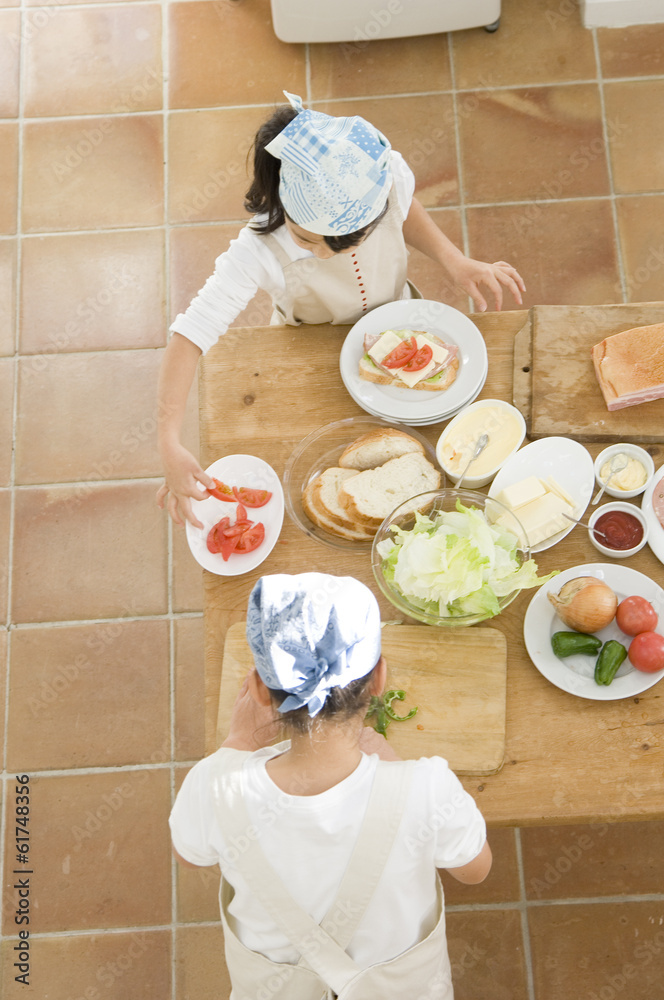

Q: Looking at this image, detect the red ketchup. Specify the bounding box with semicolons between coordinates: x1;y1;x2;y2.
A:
594;510;643;550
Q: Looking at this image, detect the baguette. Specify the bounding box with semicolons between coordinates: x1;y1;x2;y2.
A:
338;452;441;527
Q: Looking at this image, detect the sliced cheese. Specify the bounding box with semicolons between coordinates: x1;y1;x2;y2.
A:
367;330;403;365
497;492;574;547
498;475;546;510
415;333;448;366
395;359;436;387
544;475;576;508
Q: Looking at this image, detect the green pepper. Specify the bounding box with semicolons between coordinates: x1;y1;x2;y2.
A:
594;639;628;686
383;689;418;722
551;631;603;658
365;695;389;735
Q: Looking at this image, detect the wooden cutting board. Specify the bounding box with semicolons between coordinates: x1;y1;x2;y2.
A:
512;302;664;442
216;622;507;775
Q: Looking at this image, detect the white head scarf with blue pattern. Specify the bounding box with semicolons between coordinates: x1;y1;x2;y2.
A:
264;91;392;237
246;573;381;717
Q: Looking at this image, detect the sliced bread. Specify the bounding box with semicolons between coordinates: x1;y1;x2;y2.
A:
302;478;375;541
358;354;459;392
338;452;441;527
338;428;425;471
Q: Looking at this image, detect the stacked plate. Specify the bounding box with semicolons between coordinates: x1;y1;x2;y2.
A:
339;299;488;426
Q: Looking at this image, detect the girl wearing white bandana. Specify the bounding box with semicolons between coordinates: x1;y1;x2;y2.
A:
170;573;491;999
158;92;525;528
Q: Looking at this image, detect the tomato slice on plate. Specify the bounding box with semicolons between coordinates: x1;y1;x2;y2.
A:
207;516;231;554
208;479;236;501
232;486;272;508
381;337;417;369
236;521;265;553
219;532;241;562
401;343;433;372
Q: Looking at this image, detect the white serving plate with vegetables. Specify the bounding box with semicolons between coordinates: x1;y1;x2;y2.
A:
524;563;664;700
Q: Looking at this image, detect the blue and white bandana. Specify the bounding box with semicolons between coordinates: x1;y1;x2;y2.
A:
264;91;392;236
246;573;381;717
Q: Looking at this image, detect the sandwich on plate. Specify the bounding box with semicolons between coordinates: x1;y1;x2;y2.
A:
592;322;664;411
359;328;459;392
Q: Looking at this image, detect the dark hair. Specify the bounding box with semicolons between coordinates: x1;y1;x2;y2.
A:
268;666;377;735
245;105;388;252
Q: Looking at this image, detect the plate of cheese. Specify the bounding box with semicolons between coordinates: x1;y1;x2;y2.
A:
487;437;594;552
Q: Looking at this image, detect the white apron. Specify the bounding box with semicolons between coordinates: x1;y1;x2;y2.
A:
212;750;455;1000
260;192;413;327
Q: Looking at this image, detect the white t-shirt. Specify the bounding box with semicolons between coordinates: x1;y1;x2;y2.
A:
169;151;416;355
169;743;486;967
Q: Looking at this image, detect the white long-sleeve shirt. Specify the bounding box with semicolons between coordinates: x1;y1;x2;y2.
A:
169;151;416;354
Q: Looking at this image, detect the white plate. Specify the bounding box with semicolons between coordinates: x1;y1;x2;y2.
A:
641;464;664;565
488;437;594;552
524;562;664;700
185;455;284;576
339;299;488;424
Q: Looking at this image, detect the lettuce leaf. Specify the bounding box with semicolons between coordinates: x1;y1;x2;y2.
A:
377;499;558;620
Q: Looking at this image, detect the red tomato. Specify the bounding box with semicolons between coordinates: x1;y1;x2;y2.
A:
236;521;265;553
208;479;235;501
401;343;433;373
206;516;231;554
232;486;272;508
219;532;241;561
628;631;664;673
616;596;658;636
382;337;417;369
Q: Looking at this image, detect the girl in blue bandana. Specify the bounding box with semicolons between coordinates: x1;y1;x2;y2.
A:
158;93;525;527
170;573;491;999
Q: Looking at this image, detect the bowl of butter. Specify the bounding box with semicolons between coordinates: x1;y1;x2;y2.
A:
594;443;655;500
435;399;526;488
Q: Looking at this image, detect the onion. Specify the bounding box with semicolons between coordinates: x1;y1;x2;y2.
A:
547;576;618;633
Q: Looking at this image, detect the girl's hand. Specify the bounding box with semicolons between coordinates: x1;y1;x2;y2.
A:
446;257;526;313
222;675;281;751
156;441;216;528
358;726;402;761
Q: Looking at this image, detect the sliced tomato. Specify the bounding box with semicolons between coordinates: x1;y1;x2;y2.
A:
219;531;242;561
235;521;265;553
235;501;248;523
208;479;236;501
232;486;273;508
401;343;433;372
381;336;417;369
206;516;230;554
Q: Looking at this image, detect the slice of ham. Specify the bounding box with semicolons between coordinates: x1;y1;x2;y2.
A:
363;330;458;379
591;323;664;411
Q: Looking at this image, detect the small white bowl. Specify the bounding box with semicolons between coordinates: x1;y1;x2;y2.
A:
435;399;526;488
588;501;648;559
593;443;655;500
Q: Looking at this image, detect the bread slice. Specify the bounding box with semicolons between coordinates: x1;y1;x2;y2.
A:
359;353;459;392
338;428;425;471
338;452;441;527
592;323;664;411
302;477;375;542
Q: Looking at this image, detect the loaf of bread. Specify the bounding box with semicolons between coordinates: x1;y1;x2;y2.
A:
338;452;442;528
301;428;439;542
592;323;664;411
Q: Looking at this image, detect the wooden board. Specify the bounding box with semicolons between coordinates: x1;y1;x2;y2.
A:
512;302;664;442
216;622;507;776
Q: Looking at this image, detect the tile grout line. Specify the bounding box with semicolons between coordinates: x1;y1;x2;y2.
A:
446;31;472;314
592;27;628;303
514;828;537;1000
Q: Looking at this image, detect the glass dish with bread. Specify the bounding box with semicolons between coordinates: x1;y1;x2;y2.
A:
283;417;442;550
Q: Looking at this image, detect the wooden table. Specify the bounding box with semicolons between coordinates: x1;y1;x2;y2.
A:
199;311;664;827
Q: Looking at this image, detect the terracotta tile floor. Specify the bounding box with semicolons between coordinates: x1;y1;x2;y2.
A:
2;1;664;996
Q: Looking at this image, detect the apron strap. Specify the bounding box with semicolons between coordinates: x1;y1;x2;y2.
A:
211;751;414;995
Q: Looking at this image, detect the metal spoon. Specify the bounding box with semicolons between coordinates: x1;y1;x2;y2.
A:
562;512;611;544
592;453;629;505
454;433;489;487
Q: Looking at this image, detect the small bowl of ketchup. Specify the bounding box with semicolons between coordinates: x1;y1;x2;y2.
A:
588;501;648;559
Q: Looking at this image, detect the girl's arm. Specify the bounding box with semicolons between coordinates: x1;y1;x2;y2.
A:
402;197;525;312
441;839;492;884
156;333;216;528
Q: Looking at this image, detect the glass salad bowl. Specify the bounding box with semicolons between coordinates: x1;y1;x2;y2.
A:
371;488;551;627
